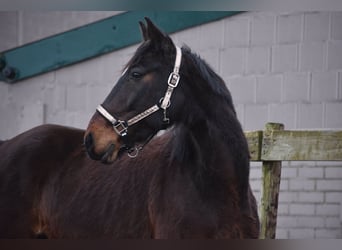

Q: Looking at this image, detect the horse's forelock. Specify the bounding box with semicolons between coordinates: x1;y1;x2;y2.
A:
123;41;152;72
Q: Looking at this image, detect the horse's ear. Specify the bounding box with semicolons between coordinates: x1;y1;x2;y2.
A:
144;17;174;50
139;21;148;41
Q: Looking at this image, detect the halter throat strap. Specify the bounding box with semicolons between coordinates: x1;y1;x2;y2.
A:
96;45;182;137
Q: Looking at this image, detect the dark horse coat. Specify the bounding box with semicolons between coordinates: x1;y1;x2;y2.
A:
0;124;259;238
0;18;260;238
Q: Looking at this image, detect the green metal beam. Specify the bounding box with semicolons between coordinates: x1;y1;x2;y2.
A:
0;11;240;83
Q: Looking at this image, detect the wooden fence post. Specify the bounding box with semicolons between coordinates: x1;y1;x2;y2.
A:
259;122;284;239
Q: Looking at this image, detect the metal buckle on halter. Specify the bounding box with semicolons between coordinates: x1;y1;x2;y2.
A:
113;120;128;137
167;72;180;88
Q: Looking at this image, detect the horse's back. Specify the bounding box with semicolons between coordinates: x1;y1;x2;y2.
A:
0;124;85;177
0;124;84;160
0;124;85;238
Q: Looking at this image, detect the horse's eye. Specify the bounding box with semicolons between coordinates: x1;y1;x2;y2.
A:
131;71;143;79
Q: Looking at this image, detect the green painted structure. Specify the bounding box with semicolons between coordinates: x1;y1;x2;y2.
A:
0;11;240;83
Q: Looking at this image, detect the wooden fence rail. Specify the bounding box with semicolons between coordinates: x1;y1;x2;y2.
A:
244;122;342;239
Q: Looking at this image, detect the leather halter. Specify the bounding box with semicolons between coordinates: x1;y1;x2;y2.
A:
96;45;182;155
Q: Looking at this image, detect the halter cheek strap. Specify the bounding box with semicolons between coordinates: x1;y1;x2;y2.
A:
96;45;182;138
160;46;181;110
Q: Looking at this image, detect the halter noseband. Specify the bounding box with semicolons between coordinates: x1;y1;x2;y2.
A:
96;45;182;156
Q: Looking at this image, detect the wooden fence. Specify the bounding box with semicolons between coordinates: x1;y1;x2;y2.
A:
245;123;342;239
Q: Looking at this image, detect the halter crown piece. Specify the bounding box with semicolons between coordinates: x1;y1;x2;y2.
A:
96;45;182;139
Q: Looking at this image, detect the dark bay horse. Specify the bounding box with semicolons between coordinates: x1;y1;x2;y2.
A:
84;18;259;238
0;18;259;238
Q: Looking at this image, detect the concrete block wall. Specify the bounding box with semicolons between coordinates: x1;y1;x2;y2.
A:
1;11;342;238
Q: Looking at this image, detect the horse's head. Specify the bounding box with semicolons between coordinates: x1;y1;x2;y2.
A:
84;18;186;163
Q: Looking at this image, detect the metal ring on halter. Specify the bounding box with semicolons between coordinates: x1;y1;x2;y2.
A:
159;97;171;108
127;146;140;158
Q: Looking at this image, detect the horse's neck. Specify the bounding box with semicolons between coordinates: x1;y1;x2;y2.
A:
183;96;246;156
171;100;250;201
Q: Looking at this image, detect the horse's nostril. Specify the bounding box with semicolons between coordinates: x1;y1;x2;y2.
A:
85;133;101;160
84;133;94;149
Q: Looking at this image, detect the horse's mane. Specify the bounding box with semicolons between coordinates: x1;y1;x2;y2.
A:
181;46;236;115
169;46;250;201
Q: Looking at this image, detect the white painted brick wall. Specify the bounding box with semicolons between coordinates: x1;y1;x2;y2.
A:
325;167;342;178
228;76;256;104
269;103;297;129
304;12;330;42
224;17;249;47
272;44;298;73
297;217;325;228
198;20;224;49
317;180;342;191
200;48;220;73
297;103;324;128
298;192;324;203
326;192;342;203
327;41;342;70
0;11;18;51
289;179;316;191
220;48;246;76
250;14;275;46
247;46;271;74
283;72;310;102
278;192;297;203
325;102;342;128
289;228;315;239
256;75;282;103
18;102;44;133
311;72;338;102
299;42;326;71
244;104;269;130
277;13;302;44
331;12;342;40
0;103;20;138
339;72;342;99
315;229;342;239
281;166;297;178
1;11;342;239
298;168;324;178
0;82;9;106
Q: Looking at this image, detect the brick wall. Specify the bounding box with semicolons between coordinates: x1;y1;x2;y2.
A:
0;11;342;238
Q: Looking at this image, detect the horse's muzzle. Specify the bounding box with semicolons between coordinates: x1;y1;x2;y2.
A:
84;132;119;164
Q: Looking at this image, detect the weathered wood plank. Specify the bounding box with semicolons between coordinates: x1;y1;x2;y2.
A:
244;123;342;239
259;123;284;239
261;130;342;161
245;131;263;161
